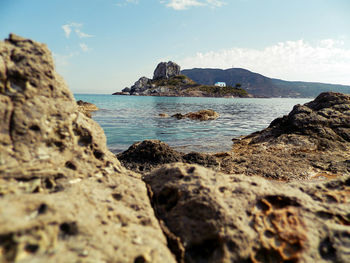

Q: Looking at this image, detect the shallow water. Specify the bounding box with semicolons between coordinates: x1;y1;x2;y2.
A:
74;95;311;153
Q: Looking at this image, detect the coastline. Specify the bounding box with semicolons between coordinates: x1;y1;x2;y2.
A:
76;93;316;99
75;94;311;154
1;34;350;263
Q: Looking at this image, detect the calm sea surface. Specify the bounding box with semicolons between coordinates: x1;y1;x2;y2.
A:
74;94;311;153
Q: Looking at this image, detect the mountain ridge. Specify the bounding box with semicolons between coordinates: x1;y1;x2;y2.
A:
181;67;350;97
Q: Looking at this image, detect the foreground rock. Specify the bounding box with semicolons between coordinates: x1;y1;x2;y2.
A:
76;100;99;118
118;140;219;173
145;163;350;263
172;109;220;121
3;34;350;263
215;92;350;180
0;34;175;263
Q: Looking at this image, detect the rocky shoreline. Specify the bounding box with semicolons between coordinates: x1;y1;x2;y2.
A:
1;34;350;263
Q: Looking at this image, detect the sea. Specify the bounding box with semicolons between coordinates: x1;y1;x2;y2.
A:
74;94;311;154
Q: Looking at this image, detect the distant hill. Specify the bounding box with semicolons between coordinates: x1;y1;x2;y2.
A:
181;68;350;98
113;61;249;98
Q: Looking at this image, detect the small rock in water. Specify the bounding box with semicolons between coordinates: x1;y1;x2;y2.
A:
172;109;220;121
158;113;169;118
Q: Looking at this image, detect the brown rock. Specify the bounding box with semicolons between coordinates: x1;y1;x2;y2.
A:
215;92;350;180
117;140;183;173
172;109;220;121
0;34;175;263
118;140;220;173
253;92;350;147
76;100;99;117
182;151;219;169
145;163;350;263
159;113;169;118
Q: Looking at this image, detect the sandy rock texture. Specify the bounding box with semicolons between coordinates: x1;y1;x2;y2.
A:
145;163;350;263
2;33;350;263
76;100;99;118
0;34;175;263
216;92;350;180
172;109;220;121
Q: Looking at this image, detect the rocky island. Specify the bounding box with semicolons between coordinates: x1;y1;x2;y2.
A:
1;34;350;263
113;61;249;98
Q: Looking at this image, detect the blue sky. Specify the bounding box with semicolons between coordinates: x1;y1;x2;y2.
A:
1;0;350;93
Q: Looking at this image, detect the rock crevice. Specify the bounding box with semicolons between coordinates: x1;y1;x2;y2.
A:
144;163;350;263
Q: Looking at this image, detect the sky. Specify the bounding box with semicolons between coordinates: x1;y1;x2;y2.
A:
1;0;350;93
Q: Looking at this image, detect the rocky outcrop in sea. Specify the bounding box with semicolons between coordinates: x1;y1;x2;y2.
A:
1;34;350;263
153;61;181;80
113;62;249;98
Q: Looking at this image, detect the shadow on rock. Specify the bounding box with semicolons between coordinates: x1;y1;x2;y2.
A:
117;140;220;173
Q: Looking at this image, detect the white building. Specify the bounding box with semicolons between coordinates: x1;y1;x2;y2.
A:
214;82;226;87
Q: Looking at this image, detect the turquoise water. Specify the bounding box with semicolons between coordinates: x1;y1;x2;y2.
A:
74;95;311;153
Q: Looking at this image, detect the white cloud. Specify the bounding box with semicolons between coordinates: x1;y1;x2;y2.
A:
162;0;225;10
75;30;94;39
165;0;204;10
62;24;72;38
206;0;225;8
62;23;94;39
79;43;91;52
115;0;139;7
179;39;350;85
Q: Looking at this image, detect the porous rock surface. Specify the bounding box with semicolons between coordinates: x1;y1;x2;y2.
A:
3;33;350;263
217;92;350;180
172;109;220;121
117;140;218;173
145;163;350;263
252;92;350;147
76;100;99;118
153;61;181;80
0;34;175;263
